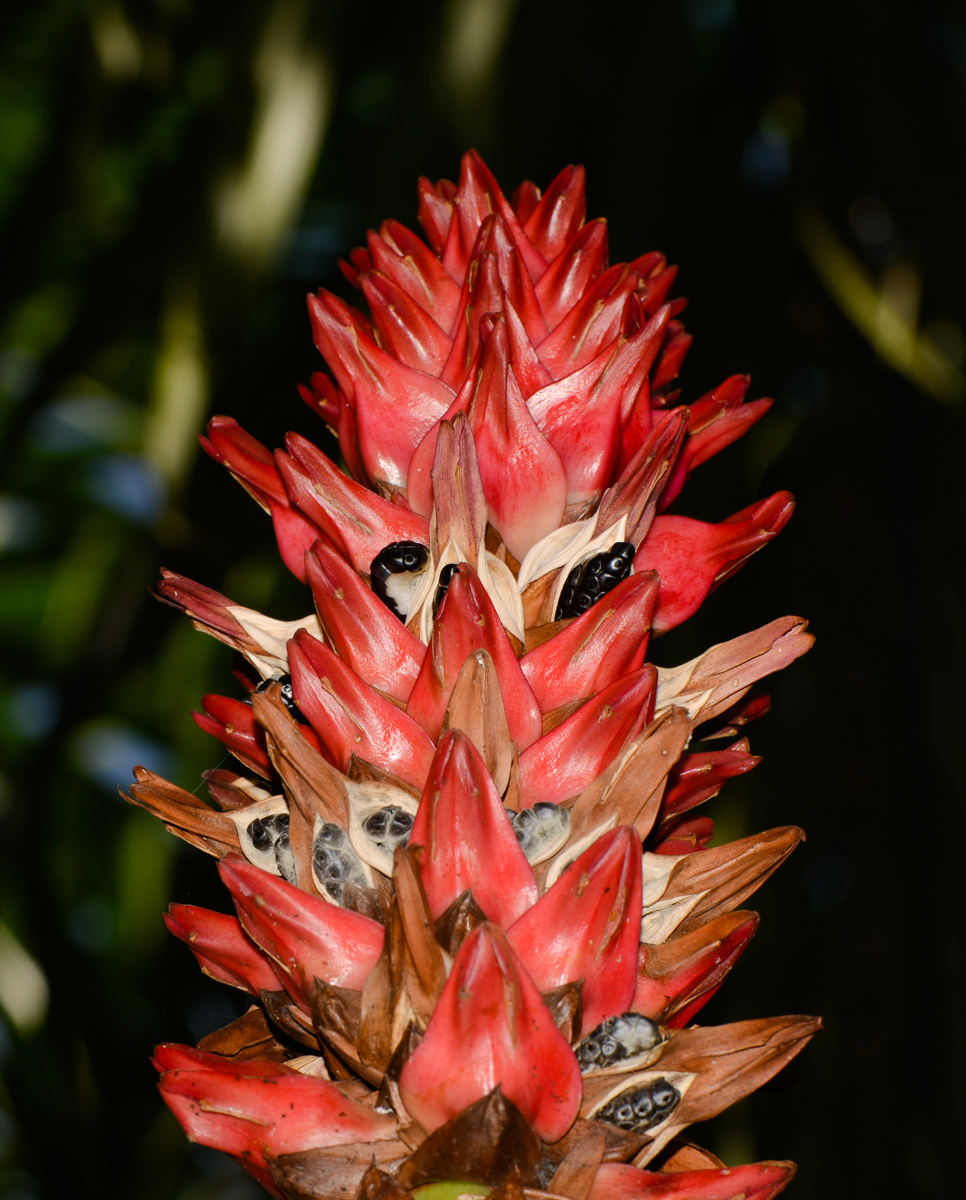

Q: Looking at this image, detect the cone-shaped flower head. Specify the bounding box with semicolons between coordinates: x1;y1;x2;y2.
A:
130;152;820;1200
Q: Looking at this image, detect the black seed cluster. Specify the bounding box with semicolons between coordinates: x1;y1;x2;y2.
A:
363;805;413;849
433;563;459;616
595;1079;680;1133
313;822;366;903
510;802;569;860
248;813;290;853
576;1013;664;1071
253;674;309;724
555;542;635;620
370;541;430;620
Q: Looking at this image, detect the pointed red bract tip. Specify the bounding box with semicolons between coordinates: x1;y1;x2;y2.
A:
398;922;582;1142
164;904;285;996
217;854;384;1003
637;491;795;632
307;290;453;487
305;539;424;704
201;416;288;509
155;1044;398;1193
410;731;537;927
289;626;435;790
634;911;760;1026
406;563;542;750
279;431;429;573
518;665;657;806
507;826;643;1032
466;318;568;561
520;571;659;713
587;1160;796;1200
192;694;271;777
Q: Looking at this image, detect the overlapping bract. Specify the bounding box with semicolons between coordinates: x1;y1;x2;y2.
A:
134;153;818;1200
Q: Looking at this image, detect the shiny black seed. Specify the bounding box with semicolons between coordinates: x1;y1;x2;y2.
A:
576;1012;663;1070
248;813;290;853
312;823;366;904
374;542;430;574
596;1079;680;1132
318;853;347;883
510;802;569;860
316;822;347;848
249;820;273;852
433;563;459;616
371;541;430;621
363;805;413;846
555;542;636;620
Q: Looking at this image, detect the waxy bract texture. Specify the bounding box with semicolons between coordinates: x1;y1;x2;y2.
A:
130;152;819;1200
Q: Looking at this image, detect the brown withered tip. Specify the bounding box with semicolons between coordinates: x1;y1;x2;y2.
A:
434;889;488;955
540;980;584;1044
270;1148;410;1200
123;767;240;858
197;1006;291;1063
395;1088;544;1191
259;988;321;1053
355;1166;413;1200
312;978;363;1045
661;1014;823;1126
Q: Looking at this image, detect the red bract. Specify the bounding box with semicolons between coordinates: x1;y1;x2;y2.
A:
307;291;453;487
305;539;424;704
278;431;429;573
659;375;773;510
507;826;643;1032
192;693;271;777
465;319;568;560
155;1044;397;1196
658;740;761;828
288;627;435;789
200;417;322;583
518;666;657;805
587;1160;795;1200
635;911;760;1026
406;564;542;749
637;491;795;633
398;922;582;1141
218;855;384;1004
520;571;659;712
164;904;286;996
410;730;537;927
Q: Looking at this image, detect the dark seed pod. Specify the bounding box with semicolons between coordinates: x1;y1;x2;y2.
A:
433;563;459;616
595;1078;680;1133
253;674;309;724
247;812;290;854
362;805;414;851
575;1013;665;1072
555;542;636;620
510;802;570;864
313;822;368;904
370;541;430;621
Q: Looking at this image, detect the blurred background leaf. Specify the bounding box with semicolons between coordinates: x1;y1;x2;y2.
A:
0;1;964;1197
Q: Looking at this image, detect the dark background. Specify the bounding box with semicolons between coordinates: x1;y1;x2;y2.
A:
1;1;964;1197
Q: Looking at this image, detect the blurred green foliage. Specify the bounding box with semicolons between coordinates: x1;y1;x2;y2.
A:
0;1;965;1198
